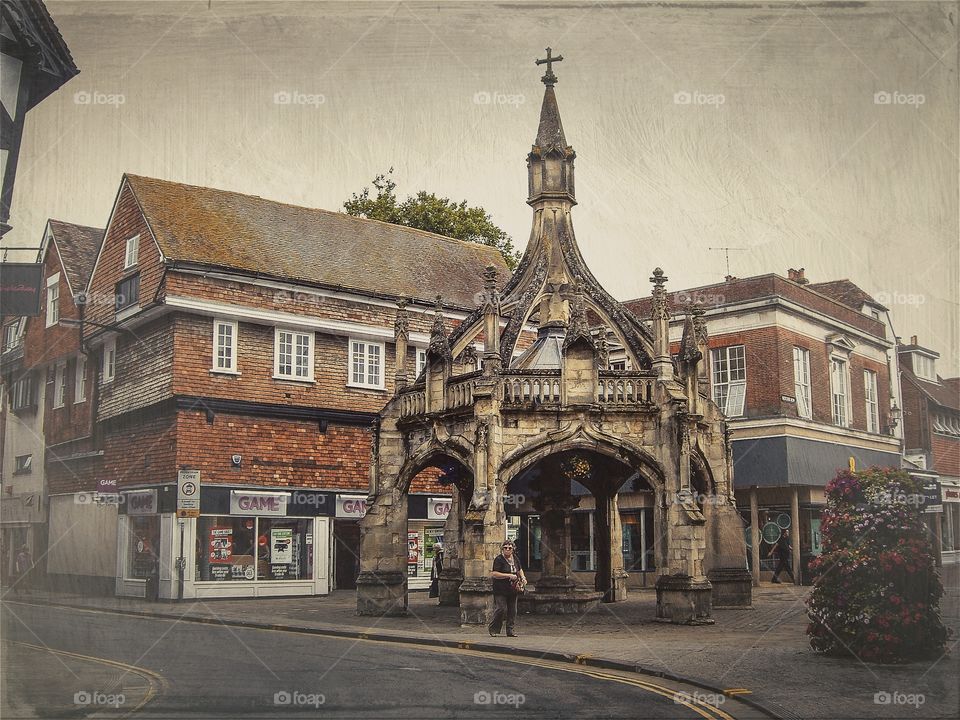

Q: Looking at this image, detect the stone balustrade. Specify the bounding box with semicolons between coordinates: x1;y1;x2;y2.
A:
501;370;562;405
597;371;657;406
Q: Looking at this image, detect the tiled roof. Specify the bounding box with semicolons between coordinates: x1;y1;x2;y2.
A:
903;368;960;411
808;279;887;312
48;220;103;294
124;174;509;309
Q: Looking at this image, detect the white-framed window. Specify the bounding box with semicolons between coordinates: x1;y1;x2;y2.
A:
830;357;849;426
913;353;936;381
864;370;879;433
274;328;314;381
212;319;239;374
124;234;140;269
792;347;812;419
75;354;87;403
609;360;627;371
45;273;60;327
349;339;384;389
11;373;35;411
711;345;746;417
102;338;116;383
3;321;20;351
416;348;427;378
53;362;66;408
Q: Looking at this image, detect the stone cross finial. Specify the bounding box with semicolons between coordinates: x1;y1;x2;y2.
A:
535;47;564;86
650;267;669;321
394;298;409;341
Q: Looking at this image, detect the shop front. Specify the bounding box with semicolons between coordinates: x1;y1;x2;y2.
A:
940;481;960;563
407;495;450;591
117;485;332;599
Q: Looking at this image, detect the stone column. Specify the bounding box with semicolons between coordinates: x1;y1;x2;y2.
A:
356;485;410;616
438;485;464;606
750;488;761;587
532;469;578;593
790;487;801;586
594;489;628;602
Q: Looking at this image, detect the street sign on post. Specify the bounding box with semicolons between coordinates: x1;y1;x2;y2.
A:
177;469;201;518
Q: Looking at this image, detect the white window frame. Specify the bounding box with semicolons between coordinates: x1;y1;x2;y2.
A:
45;273;60;327
274;328;314;382
124;234;140;269
102;338;116;384
830;357;850;427
416;348;427;378
212;319;239;374
609;360;627;371
14;454;32;475
348;338;385;390
792;347;812;420
75;354;87;403
914;353;936;381
53;362;66;408
864;369;879;433
711;345;746;417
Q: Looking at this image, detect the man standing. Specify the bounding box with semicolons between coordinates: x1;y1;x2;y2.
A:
488;541;526;637
768;529;795;584
14;544;33;595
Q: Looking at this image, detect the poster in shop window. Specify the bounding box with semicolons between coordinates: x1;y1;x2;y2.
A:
407;531;420;576
271;528;293;564
209;526;233;562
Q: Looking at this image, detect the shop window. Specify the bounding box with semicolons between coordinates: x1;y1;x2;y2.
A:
196;516;257;582
620;511;644;571
570;512;595;571
256;518;314;581
128;516;160;579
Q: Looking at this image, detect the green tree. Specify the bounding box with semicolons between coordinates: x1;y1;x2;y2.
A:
343;169;520;270
806;467;948;663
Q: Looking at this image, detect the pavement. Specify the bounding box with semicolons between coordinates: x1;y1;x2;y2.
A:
4;564;959;720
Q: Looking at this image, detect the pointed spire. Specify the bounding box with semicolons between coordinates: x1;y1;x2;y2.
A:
428;294;452;360
528;48;576;206
536;85;567;150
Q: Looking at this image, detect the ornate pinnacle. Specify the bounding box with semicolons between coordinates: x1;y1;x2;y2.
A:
394;298;409;341
649;267;668;288
650;268;669;322
429;295;452;360
692;302;708;344
482;265;500;309
596;325;610;369
563;285;594;351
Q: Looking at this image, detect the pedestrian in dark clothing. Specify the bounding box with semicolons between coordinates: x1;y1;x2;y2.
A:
14;545;33;595
428;543;444;600
488;541;526;637
768;529;794;583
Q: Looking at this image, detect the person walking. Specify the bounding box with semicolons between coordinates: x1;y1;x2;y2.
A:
768;529;795;584
488;541;526;637
14;544;33;596
428;542;444;600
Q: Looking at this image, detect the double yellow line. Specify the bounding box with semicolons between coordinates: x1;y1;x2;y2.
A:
10;641;167;719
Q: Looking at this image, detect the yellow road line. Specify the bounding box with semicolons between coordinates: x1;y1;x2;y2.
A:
10;601;747;720
10;640;167;719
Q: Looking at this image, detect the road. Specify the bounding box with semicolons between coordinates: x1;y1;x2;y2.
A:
1;601;761;719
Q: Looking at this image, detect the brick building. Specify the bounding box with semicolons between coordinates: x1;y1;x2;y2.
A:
1;220;102;584
58;173;509;599
625;269;902;584
898;336;960;564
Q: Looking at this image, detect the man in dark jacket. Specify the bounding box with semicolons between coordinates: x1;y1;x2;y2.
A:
488;541;526;637
768;529;795;584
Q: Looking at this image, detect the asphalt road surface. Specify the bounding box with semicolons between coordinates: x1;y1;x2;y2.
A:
1;601;759;719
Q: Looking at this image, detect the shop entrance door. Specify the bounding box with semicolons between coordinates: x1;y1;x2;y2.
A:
333;520;361;590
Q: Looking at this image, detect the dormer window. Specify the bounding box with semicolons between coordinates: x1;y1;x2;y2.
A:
914;353;936;381
124;234;140;269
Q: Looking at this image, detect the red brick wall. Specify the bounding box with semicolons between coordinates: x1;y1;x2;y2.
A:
83;182;165;336
900;376;929;451
102;412;177;490
932;434;960;478
23;239;82;369
43;353;96;447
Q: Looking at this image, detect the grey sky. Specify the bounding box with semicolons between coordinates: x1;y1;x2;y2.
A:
4;0;958;372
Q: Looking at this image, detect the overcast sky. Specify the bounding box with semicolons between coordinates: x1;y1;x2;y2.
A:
4;1;958;372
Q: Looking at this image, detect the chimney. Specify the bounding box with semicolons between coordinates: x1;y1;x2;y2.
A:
788;268;808;284
910;335;918;346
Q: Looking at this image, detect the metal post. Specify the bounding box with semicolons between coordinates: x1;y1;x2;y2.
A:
749;488;760;586
177;519;185;600
791;488;801;586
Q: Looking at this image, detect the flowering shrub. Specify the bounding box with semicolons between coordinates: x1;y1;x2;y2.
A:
806;467;948;663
